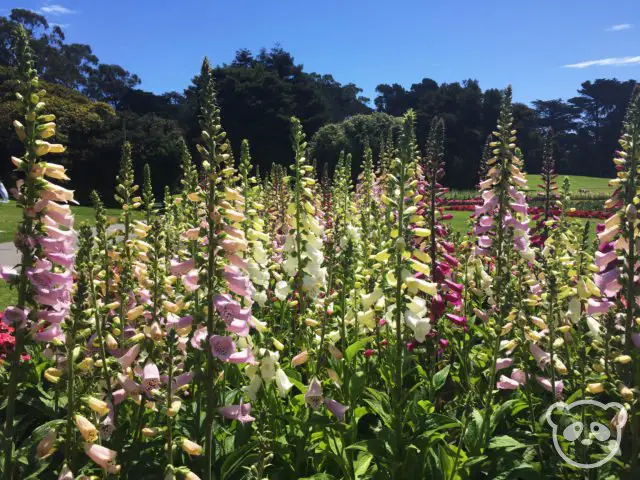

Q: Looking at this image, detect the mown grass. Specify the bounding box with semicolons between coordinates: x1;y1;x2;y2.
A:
0;201;128;310
0;282;15;310
448;210;598;244
0;201;126;243
448;175;612;201
527;174;612;194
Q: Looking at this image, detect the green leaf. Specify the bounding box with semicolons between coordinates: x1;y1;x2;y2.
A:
432;365;451;392
219;441;258;479
464;409;484;452
346;336;373;361
354;452;373;478
299;475;337;480
488;435;527;452
490;399;517;433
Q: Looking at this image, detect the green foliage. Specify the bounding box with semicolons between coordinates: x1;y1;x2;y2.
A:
311;112;402;174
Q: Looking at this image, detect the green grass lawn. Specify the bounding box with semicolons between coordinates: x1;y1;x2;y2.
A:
448;210;598;244
0;201;124;243
0;282;15;311
526;174;612;194
448;175;612;200
0;201;126;310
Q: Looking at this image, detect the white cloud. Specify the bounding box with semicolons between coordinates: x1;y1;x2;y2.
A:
39;4;76;15
564;56;640;68
606;24;633;31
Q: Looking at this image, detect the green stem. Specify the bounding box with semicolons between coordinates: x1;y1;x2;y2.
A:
204;158;218;480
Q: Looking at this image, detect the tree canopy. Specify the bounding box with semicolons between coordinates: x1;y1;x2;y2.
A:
0;8;636;198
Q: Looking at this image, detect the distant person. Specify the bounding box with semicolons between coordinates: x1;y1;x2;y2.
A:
0;181;8;203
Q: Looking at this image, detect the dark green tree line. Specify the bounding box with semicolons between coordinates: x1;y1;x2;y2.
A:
0;8;636;198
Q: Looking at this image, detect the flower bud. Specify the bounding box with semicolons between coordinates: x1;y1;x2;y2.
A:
36;430;57;459
85;396;110;417
44;367;63;383
181;438;203;456
621;386;634;402
615;355;632;365
167;400;182;417
586;383;604;394
142;427;161;438
291;351;309;367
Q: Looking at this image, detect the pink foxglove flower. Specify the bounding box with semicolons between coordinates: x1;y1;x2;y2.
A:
209;335;236;361
497;375;519;390
536;376;564;398
324;398;349;421
305;378;324;410
142;362;160;393
84;443;120;474
219;403;255;423
495;358;513;371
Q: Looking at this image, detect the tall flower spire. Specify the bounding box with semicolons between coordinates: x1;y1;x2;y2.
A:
531;130;559;247
2;25;75;479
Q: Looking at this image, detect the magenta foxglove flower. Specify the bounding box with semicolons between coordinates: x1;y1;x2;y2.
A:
170;258;195;276
117;344;141;370
190;326;208;350
224;265;255;299
510;369;527;385
228;348;256;364
445;313;467;327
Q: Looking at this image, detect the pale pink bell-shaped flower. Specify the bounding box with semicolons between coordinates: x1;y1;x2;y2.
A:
219;403;255;423
324;398;349;421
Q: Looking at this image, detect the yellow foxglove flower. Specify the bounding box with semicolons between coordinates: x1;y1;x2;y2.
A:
406;278;437;296
126;305;145;321
44;367;63;383
85;397;110;417
412;249;430;264
374;249;390;263
587;383;604;394
75;415;98;442
409;259;430;276
615;355;632;364
181;439;203;456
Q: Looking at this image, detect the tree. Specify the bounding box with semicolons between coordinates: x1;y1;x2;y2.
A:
310;112;402;174
85;64;142;108
569;79;636;176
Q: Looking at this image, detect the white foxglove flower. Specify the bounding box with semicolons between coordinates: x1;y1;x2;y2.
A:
243;375;262;400
254;290;268;306
275;280;291;301
275;368;293;397
260;350;279;381
404;310;431;343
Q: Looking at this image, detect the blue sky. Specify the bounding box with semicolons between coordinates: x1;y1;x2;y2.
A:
5;0;640;104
